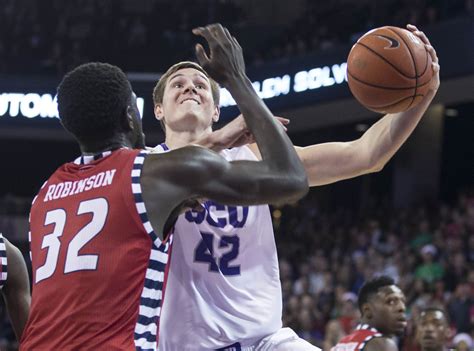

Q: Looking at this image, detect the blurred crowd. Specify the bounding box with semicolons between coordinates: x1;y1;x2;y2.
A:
251;0;473;66
0;0;472;76
275;190;474;350
0;189;473;350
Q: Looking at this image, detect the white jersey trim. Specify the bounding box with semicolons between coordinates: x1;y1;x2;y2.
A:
131;150;173;351
0;233;7;289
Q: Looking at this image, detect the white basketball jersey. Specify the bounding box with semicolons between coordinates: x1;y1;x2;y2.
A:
153;144;282;350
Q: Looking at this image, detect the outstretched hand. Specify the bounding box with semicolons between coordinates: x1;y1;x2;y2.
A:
192;23;245;87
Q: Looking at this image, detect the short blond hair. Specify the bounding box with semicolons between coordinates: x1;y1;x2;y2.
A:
152;61;220;106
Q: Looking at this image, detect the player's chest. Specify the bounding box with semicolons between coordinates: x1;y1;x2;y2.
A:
179;200;260;230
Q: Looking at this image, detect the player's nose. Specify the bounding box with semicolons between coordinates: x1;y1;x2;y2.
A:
182;80;198;94
424;323;435;332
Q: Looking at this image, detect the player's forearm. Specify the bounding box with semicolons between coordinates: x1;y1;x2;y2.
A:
226;75;307;184
5;291;30;340
4;240;31;340
193;130;225;152
362;89;437;171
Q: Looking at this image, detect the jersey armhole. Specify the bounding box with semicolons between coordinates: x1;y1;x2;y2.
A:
359;334;384;351
129;150;173;247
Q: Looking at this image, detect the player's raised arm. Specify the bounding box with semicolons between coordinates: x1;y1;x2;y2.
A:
249;25;440;187
1;236;30;341
192;24;307;190
143;145;305;206
141;24;307;235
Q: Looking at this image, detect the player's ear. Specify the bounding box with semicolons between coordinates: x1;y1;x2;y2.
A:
124;106;134;131
212;104;220;123
362;303;372;319
154;104;164;121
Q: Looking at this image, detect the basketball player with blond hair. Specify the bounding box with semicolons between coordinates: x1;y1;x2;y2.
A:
151;24;439;350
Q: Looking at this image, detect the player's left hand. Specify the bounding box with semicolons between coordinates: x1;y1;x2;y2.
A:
192;23;245;87
407;24;440;93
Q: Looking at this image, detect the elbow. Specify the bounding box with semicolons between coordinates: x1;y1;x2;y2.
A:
277;173;309;204
365;150;386;173
369;160;386;173
287;166;310;201
294;174;310;199
247;173;308;207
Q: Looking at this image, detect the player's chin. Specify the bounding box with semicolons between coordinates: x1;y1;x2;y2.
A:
419;339;437;348
392;321;407;336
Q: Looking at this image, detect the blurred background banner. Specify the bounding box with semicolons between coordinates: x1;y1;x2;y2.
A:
0;16;472;141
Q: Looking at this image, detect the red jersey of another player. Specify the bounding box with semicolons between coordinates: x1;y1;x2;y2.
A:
21;148;171;351
331;324;384;351
0;233;7;290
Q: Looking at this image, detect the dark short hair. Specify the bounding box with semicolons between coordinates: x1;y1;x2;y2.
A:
419;307;450;325
358;275;396;312
58;62;132;143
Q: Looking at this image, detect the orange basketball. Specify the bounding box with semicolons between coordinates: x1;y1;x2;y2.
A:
347;26;433;114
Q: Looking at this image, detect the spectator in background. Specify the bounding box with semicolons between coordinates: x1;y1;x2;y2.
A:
448;282;474;334
452;333;473;351
415;244;445;284
444;252;469;292
411;220;433;250
415;307;451;351
0;0;471;75
323;292;359;350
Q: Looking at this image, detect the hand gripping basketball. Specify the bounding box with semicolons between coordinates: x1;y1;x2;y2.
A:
407;24;440;93
347;25;440;114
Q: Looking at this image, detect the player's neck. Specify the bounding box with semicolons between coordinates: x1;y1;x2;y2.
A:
80;134;132;155
165;127;212;150
359;318;382;333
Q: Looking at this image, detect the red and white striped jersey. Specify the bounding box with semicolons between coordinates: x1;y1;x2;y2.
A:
332;324;384;351
21;148;172;351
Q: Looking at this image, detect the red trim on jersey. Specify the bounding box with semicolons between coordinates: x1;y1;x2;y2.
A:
333;325;383;351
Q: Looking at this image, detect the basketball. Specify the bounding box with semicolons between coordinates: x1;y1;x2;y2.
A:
347;26;433;114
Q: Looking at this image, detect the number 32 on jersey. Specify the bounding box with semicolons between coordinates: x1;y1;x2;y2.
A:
35;198;108;284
